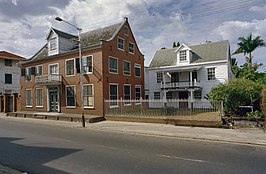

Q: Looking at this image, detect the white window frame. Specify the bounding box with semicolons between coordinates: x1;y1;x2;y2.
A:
65;85;76;108
25;67;31;81
83;55;93;74
35;65;43;76
49;63;59;75
154;92;161;100
35;88;43;107
124;84;131;106
135;85;141;104
124;26;129;36
65;58;75;76
207;67;216;80
123;60;131;76
129;42;135;54
83;84;94;108
109;56;118;74
26;89;32;107
194;90;202;100
117;37;124;51
134;63;141;77
157;72;163;83
49;37;57;51
179;50;187;62
109;83;119;108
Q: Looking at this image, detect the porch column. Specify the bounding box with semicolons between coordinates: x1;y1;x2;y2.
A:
0;95;3;112
189;71;193;86
163;71;166;101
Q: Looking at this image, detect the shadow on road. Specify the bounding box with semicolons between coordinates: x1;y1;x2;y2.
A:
0;137;82;174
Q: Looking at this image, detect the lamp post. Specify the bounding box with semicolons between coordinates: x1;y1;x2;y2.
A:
55;17;85;127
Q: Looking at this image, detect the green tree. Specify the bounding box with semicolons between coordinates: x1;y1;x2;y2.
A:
208;78;264;114
233;33;265;71
172;42;177;48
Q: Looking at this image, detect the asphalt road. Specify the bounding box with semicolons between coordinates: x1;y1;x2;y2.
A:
0;119;266;174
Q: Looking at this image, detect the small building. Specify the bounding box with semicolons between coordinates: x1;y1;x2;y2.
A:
0;51;25;112
19;18;144;116
145;40;233;108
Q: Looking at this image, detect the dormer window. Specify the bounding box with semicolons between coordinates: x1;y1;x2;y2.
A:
50;37;57;51
179;50;187;62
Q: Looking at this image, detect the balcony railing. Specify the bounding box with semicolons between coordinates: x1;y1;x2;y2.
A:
35;74;62;86
161;80;200;89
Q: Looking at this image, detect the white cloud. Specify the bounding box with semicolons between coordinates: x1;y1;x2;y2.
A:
249;4;266;13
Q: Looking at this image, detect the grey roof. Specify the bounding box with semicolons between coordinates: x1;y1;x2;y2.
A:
26;21;124;63
149;40;229;68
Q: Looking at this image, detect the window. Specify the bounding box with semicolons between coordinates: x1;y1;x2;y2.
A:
49;63;59;75
124;26;129;35
110;84;118;107
36;88;43;107
5;74;12;84
83;56;93;74
123;61;131;76
124;85;131;105
166;91;172;99
194;90;202;99
35;65;43;76
157;72;163;83
129;42;134;54
109;57;118;74
154;92;160;100
83;84;94;108
25;67;31;81
118;37;124;50
50;37;57;51
4;59;12;66
66;59;75;76
26;89;32;107
135;85;141;103
179;50;187;62
135;64;141;77
66;86;75;107
207;68;215;80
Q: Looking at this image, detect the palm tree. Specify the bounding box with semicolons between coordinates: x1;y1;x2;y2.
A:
233;33;265;71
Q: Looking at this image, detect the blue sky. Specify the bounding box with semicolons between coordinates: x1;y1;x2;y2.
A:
0;0;266;69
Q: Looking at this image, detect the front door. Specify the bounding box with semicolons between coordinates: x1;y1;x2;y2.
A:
49;91;58;112
179;91;188;108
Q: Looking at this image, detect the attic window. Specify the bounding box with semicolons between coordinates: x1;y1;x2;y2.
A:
179;50;187;62
50;37;57;51
124;26;129;35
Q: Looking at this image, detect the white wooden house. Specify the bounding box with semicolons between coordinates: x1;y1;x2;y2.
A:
145;40;234;108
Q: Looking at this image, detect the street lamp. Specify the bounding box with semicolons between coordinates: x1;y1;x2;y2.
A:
55;17;85;127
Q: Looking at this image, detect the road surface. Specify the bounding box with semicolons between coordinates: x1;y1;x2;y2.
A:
0;118;265;174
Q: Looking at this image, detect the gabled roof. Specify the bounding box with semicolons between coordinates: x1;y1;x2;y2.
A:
0;51;25;61
25;19;125;64
149;40;229;68
47;28;77;40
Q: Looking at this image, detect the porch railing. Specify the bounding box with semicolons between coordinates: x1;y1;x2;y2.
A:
161;80;200;89
35;75;62;85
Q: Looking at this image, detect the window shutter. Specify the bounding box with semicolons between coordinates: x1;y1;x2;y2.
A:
21;69;25;76
31;67;36;76
76;58;80;73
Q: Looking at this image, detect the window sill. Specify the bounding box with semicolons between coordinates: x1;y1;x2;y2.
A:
65;106;76;109
36;106;44;108
26;106;33;108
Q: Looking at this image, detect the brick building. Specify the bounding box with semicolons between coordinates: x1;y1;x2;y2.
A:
19;18;144;116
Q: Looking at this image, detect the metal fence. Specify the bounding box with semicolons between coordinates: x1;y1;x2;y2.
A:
104;99;222;118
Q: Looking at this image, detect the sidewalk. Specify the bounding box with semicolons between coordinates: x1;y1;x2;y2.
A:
1;113;266;147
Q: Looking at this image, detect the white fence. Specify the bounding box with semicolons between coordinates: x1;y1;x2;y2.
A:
105;99;222;117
